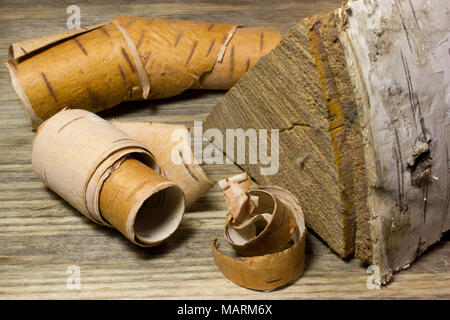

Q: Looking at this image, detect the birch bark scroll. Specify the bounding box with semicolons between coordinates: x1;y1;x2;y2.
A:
113;121;214;208
213;173;306;291
205;0;449;283
32;109;185;246
6;17;280;129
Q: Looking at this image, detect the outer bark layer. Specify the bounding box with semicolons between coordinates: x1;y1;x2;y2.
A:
113;121;214;208
8;24;141;129
32;109;186;247
338;0;450;283
213;174;306;291
7;17;280;129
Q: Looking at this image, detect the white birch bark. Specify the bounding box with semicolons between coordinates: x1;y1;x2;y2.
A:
338;0;449;283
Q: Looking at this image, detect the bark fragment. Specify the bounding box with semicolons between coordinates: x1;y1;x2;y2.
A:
213;174;306;291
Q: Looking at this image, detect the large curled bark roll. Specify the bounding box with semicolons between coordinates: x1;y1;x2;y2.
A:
6;17;281;129
32;109;188;246
213;173;306;291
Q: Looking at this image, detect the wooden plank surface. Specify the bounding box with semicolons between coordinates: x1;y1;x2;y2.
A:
0;0;448;299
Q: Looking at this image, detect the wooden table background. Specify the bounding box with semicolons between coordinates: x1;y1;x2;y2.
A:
0;0;448;299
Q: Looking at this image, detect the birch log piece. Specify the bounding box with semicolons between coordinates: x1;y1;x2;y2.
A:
32;109;185;247
6;17;280;129
205;0;449;283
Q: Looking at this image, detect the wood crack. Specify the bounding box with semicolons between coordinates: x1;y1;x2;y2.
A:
395;2;413;52
394;127;405;211
279;122;312;134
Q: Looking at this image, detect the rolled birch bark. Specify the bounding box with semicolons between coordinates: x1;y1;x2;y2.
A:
113;121;214;208
6;17;281;129
213;174;306;291
32;109;185;246
99;158;185;246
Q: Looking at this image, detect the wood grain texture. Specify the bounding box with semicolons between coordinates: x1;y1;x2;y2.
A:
0;0;449;299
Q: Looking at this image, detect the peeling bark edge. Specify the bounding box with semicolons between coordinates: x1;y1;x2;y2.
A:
5;62;42;130
112;22;150;99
